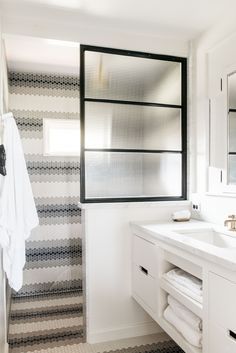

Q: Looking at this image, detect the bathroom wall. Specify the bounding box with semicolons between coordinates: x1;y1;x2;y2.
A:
191;16;236;224
8;71;82;297
82;200;191;343
2;8;191;347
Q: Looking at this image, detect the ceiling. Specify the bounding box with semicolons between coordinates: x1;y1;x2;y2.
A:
1;0;236;41
2;0;236;74
4;36;80;75
4;35;177;79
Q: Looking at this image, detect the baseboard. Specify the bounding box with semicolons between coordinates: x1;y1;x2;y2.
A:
87;321;162;344
5;342;9;353
1;342;9;353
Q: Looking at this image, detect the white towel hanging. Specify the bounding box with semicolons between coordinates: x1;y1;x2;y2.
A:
0;112;39;291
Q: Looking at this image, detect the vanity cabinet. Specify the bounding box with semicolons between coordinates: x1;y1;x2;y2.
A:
132;233;203;353
131;224;236;353
208;322;235;353
132;235;158;318
133;234;158;278
132;263;157;314
208;273;236;352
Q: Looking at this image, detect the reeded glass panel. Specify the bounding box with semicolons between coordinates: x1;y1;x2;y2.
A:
229;112;236;152
228;155;236;184
85;102;181;150
228;74;236;185
85;51;181;105
229;73;236;110
85;152;182;198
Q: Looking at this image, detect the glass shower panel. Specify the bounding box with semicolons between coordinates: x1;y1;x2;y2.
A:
85;51;181;105
85;102;181;150
229;73;236;110
142;153;182;196
229;112;236;152
85;152;182;198
228;155;236;184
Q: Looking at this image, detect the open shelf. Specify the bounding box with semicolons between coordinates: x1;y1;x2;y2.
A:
160;277;203;318
159;316;202;353
163;251;202;280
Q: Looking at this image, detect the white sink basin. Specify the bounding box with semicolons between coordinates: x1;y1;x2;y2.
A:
176;229;236;248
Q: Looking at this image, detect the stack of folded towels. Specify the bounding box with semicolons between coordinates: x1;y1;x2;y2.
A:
162;267;203;303
164;295;202;348
163;268;203;348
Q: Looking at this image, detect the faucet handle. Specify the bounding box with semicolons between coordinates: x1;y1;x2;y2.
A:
228;215;236;219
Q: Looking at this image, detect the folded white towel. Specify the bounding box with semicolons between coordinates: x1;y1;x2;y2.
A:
166;268;202;295
164;306;202;348
168;295;202;331
163;273;202;303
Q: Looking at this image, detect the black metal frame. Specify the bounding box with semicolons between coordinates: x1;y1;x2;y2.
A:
80;44;187;203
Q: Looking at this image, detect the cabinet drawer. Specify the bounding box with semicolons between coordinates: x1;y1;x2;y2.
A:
209;322;236;353
133;235;157;278
132;263;157;313
209;272;236;331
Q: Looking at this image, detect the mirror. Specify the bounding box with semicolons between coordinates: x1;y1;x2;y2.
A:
207;46;236;194
228;72;236;184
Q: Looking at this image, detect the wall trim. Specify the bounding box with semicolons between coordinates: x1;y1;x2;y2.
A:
4;342;9;353
87;321;162;344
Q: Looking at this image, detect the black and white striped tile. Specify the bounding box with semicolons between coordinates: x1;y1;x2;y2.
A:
9;292;182;353
29;223;82;242
13;279;82;297
25;238;82;269
9;71;81;297
9;71;80;92
13;109;79;121
9;292;84;353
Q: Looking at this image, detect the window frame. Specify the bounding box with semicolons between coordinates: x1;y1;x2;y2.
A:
80;44;187;203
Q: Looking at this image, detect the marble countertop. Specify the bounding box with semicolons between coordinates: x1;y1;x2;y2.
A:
131;219;236;272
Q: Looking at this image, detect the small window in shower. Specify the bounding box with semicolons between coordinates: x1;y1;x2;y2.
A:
43;118;80;156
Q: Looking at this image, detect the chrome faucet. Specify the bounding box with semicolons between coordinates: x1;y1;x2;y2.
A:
224;215;236;231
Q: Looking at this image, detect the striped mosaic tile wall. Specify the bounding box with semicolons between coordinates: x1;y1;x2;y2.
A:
8;71;82;297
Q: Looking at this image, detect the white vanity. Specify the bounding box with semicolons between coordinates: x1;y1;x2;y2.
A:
131;219;236;353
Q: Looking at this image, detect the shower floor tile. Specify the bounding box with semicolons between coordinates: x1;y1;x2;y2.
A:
9;291;84;353
9;292;183;353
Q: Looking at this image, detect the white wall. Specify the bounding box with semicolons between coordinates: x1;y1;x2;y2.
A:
191;16;236;224
82;201;191;343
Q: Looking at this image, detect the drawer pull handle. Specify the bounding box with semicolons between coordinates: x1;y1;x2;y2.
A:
139;266;148;275
229;330;236;340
